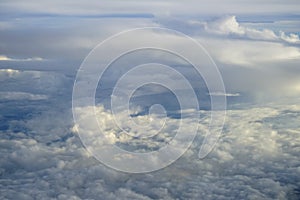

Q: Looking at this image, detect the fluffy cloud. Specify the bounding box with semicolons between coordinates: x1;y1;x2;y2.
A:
280;31;300;43
105;16;300;72
1;90;300;199
0;69;298;199
0;67;299;199
205;16;246;35
0;69;300;199
204;15;300;44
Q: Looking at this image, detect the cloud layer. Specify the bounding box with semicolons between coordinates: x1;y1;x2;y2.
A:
0;69;300;199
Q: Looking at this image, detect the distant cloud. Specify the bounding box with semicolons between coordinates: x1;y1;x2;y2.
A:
0;55;44;62
204;15;300;44
0;55;11;61
209;92;240;97
205;16;246;35
0;91;48;101
280;31;300;43
0;69;71;99
0;69;20;75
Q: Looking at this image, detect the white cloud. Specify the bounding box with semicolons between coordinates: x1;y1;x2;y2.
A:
0;64;299;199
0;55;44;62
280;31;300;43
155;16;300;101
0;69;20;76
204;15;300;44
0;32;298;200
0;55;11;61
203;38;300;66
205;16;246;35
2;99;300;199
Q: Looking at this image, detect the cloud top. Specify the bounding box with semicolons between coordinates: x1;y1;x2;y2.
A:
205;15;300;43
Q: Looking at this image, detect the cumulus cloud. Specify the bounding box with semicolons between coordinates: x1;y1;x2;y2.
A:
0;61;299;199
205;16;246;35
280;31;300;43
2;91;300;199
158;15;300;45
156;16;300;101
204;15;300;43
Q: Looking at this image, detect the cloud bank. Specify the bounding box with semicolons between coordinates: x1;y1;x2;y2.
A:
0;70;299;199
204;15;300;44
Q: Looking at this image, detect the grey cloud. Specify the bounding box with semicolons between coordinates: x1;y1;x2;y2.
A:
1;0;300;17
0;92;47;101
0;17;158;74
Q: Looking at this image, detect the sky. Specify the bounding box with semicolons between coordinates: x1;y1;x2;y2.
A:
0;1;300;199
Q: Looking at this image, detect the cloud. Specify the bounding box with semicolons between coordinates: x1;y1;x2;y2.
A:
0;55;11;61
203;38;300;66
2;92;300;199
159;15;299;45
0;16;158;72
0;55;44;62
0;61;299;199
0;69;20;75
1;0;300;18
0;69;72;95
205;16;246;35
156;16;300;101
204;15;300;43
0;91;47;101
209;92;240;97
280;31;300;43
0;1;299;199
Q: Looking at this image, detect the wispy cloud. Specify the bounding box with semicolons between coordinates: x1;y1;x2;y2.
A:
209;92;240;97
0;55;44;62
0;91;47;100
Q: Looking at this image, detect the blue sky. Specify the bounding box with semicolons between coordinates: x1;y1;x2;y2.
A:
0;1;300;199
